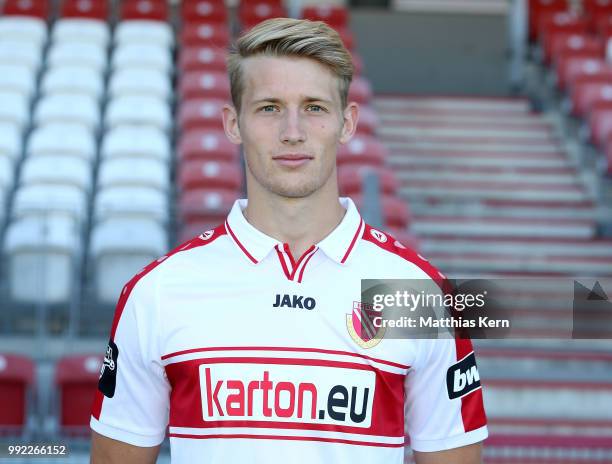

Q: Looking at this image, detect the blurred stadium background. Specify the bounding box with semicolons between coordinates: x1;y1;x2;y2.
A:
0;0;612;462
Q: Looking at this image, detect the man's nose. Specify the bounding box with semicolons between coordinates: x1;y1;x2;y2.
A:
280;109;306;144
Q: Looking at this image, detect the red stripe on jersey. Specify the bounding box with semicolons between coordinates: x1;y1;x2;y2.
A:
297;247;318;283
274;246;292;280
167;433;405;447
91;224;227;420
455;338;487;432
341;218;364;264
225;220;258;264
290;245;316;281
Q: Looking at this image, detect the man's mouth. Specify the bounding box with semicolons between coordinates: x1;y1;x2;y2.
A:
272;153;314;168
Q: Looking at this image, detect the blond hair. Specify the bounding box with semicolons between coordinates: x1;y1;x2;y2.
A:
227;18;354;113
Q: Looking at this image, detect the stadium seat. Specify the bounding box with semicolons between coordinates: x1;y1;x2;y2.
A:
0;40;42;74
101;126;170;163
108;68;171;101
0;122;21;161
27;123;95;161
539;10;586;46
115;20;173;48
356;105;379;136
41;66;104;101
12;184;86;224
178;98;227;132
588;105;612;147
338;165;398;196
179;188;239;224
1;0;49;19
179;46;227;73
94;186;168;224
54;354;101;435
47;42;107;73
570;80;612;118
0;16;47;46
90;218;167;303
0;156;13;200
0;64;35;100
0;353;35;435
105;95;171;132
181;1;228;24
98;158;169;192
120;0;168;21
4;216;79;304
0;91;29;131
111;44;172;74
555;55;608;91
348;77;373;105
34;94;100;132
240;3;286;30
350;194;411;229
604;136;612;175
179;71;231;100
583;0;612;31
548;33;604;66
337;135;387;167
179;23;231;47
178;129;239;162
52;19;110;47
302;6;348;28
179;160;242;191
20;155;91;192
60;0;108;20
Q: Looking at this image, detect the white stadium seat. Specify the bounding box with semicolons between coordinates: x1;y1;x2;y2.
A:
97;158;169;192
0;17;47;47
47;42;107;74
0;64;36;99
94;186;168;224
52;19;110;48
104;95;171;132
0;40;43;73
34;94;100;132
115;20;173;48
4;216;79;304
0;155;14;192
0;123;22;161
111;44;172;74
101;126;170;163
0;91;29;131
20;156;92;193
41;66;104;101
27;123;95;161
108;68;171;101
90;218;167;303
13;184;87;224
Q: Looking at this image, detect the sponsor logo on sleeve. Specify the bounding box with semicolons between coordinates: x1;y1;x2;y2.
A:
446;352;481;400
98;340;119;398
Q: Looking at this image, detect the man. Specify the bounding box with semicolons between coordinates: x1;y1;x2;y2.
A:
90;18;487;463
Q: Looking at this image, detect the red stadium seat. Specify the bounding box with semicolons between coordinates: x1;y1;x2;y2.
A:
338;165;398;196
540;12;589;61
178;129;240;163
337;135;387;167
181;0;227;25
240;3;286;30
180;23;230;47
0;354;34;435
356;105;379;136
528;0;569;41
179;46;227;73
350;194;411;229
385;228;421;252
593;12;612;38
2;0;49;18
583;0;612;32
61;0;108;20
570;79;612;117
180;71;231;100
121;0;168;21
55;354;101;435
556;55;607;91
604;135;612;175
302;5;348;28
179;98;227;132
348;77;373;105
179;188;240;224
548;33;604;66
179;160;242;191
588;105;612;147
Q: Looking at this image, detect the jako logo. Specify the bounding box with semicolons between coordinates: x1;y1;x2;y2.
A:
199;364;375;427
446;352;481;400
273;294;316;310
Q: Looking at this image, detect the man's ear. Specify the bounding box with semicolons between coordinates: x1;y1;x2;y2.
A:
339;102;359;145
222;104;242;145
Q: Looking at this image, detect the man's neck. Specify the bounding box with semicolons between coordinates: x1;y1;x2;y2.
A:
243;186;346;259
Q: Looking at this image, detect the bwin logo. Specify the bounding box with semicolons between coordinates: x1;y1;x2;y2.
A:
446;352;481;400
273;294;316;310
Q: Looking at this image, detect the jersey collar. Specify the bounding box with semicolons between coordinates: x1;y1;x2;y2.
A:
224;197;364;265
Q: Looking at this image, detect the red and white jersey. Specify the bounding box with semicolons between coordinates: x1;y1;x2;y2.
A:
90;197;487;462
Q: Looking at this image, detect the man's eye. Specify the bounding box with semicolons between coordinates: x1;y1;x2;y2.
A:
307;105;324;112
260;105;277;112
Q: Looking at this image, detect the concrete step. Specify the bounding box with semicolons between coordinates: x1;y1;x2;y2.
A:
384;139;562;153
410;204;597;220
388;155;572;169
397;170;581;186
379;113;553;129
374;96;531;113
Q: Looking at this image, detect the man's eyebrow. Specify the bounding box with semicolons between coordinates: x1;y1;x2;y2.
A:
250;96;334;105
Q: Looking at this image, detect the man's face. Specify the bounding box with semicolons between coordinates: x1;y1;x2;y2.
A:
223;55;357;199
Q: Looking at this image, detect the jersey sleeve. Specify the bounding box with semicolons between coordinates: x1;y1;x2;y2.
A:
90;270;170;447
404;335;488;452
